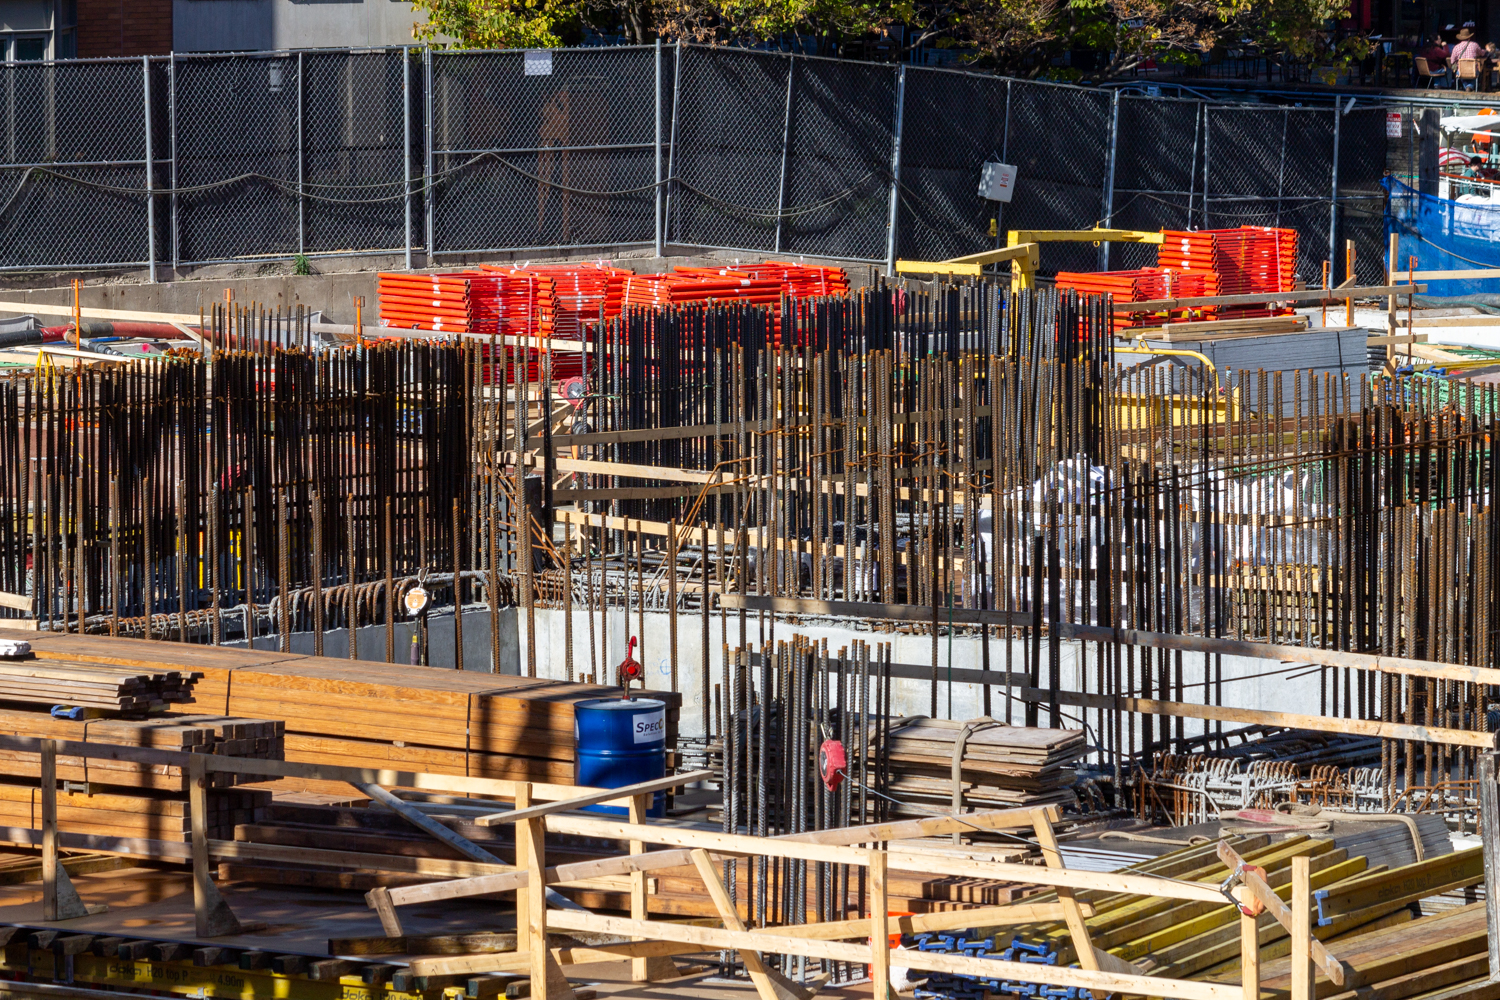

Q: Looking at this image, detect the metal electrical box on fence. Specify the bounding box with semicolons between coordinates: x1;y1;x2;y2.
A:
979;162;1018;203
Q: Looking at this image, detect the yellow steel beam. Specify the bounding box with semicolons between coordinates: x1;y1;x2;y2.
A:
1007;228;1164;246
895;242;1040;277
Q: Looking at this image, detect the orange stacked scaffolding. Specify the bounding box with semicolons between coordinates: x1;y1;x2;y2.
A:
1055;267;1220;332
376;272;499;335
1156;227;1298;320
733;261;851;299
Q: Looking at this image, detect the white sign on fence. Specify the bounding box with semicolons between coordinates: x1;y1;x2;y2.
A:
524;50;554;76
1387;112;1402;138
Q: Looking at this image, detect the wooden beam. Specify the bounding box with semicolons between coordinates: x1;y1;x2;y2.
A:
750;903;1081;941
1031;808;1105;982
1114;283;1423;312
1480;752;1500;983
692;849;812;1000
871;849;890;1000
475;770;713;827
189;754;243;936
1291;855;1314;1000
1019;683;1496;749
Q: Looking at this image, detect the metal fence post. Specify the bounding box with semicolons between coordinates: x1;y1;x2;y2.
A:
424;46;434;265
884;64;907;275
1100;89;1120;271
143;55;155;283
403;46;412;271
654;39;663;258
1201;104;1211;229
296;51;305;257
773;55;795;253
1329;106;1341;282
663;42;683;249
169;52;178;271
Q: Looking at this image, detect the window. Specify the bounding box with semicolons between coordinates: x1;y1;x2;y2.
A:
11;36;47;60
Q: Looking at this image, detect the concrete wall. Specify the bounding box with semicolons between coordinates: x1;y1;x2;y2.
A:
173;0;420;53
515;608;1328;740
225;605;520;672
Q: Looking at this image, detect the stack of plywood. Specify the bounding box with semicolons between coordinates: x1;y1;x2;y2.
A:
879;720;1086;814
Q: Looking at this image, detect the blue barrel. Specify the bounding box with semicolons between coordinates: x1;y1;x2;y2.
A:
574;697;667;817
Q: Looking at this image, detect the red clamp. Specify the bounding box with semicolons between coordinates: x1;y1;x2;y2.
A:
1218;864;1268;916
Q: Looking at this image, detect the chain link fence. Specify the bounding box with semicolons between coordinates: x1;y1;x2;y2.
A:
0;43;1412;284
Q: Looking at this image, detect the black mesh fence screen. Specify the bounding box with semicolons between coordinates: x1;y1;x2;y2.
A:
430;46;658;254
0;45;1416;276
0;59;147;268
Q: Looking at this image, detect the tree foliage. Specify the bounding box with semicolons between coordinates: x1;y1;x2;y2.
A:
410;0;1364;81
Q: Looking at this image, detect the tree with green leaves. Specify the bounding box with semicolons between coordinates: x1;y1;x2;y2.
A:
409;0;1366;83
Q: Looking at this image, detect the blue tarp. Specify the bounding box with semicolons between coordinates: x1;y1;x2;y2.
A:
1384;175;1500;297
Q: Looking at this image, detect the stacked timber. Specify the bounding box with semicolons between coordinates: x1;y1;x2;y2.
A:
878;720;1085;815
0;709;283;791
0;656;200;714
219;797;1038;915
0;705;281;845
0;631;681;790
0;784;269;843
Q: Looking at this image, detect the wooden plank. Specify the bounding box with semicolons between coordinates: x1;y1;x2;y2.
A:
1481;752;1500;984
1018;684;1495;749
0;592;31;613
542;910;1239;1000
1031;808;1103;981
871;849;890;1000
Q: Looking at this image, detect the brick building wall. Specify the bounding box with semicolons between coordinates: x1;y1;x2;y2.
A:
76;0;172;57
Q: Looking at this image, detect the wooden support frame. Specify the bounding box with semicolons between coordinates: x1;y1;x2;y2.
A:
39;741;103;921
1217;841;1344;987
189;754;255;937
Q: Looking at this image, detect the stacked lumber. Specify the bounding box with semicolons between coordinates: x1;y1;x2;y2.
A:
2;631;682;802
877;720;1085;814
0;708;283;791
0;656;200;713
0;783;269;843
